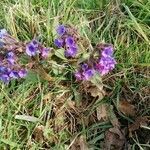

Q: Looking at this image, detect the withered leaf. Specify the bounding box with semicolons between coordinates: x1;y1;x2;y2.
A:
104;127;126;150
129;116;149;135
108;105;120;127
70;135;89;150
82;79;105;100
118;100;136;116
88;86;105;99
104;105;127;149
96;104;109;121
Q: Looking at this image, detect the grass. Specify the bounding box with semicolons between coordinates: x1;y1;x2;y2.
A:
0;0;150;149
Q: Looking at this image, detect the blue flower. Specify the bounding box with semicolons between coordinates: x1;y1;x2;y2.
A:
81;63;89;71
26;40;39;56
0;74;10;83
6;51;15;65
82;68;94;80
54;39;64;48
9;70;19;79
65;46;77;57
56;25;66;35
0;66;8;73
65;36;74;46
101;46;113;57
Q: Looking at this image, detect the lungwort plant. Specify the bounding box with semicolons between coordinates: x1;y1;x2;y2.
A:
0;25;116;90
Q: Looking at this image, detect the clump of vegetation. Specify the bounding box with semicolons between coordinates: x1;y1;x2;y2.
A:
0;0;149;149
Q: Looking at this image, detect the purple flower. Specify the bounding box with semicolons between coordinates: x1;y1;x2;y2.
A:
26;40;39;56
26;43;37;56
0;66;8;73
9;71;19;79
26;44;35;56
96;56;116;75
81;63;89;71
101;46;113;57
0;29;7;38
6;51;15;65
32;40;38;46
54;39;64;48
65;46;77;57
0;74;10;83
56;25;66;35
41;47;50;58
82;69;95;80
74;71;82;80
18;69;27;78
75;63;95;81
65;36;74;46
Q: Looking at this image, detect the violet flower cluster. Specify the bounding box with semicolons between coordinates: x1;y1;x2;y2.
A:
75;44;116;81
95;44;117;75
26;40;51;58
0;29;27;83
75;63;95;80
0;28;51;83
0;24;117;84
54;25;78;58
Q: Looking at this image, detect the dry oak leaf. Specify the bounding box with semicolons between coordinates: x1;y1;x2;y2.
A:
118;100;136;116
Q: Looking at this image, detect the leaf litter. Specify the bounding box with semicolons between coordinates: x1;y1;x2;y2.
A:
26;69;149;149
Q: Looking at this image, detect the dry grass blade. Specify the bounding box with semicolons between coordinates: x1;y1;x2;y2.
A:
15;115;39;122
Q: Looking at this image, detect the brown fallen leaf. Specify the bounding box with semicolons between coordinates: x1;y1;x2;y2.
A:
129;116;149;136
104;127;126;150
81;80;105;100
87;86;105;99
118;100;136;116
96;104;109;121
70;135;89;150
104;105;127;150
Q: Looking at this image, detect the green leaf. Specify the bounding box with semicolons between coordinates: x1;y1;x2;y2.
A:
55;49;67;60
